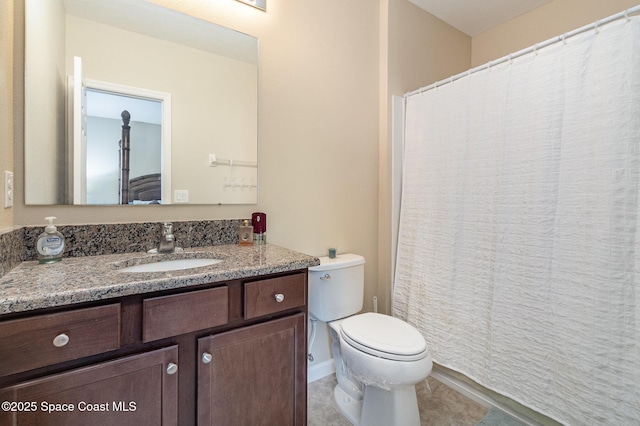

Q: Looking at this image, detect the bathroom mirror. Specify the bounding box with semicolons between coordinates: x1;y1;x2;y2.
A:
24;0;258;205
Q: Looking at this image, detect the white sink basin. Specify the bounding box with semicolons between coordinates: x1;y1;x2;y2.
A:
119;258;223;273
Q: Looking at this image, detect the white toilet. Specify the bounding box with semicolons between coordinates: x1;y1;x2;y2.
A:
308;254;432;426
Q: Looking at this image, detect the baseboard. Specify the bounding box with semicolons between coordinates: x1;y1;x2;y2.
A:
307;359;335;383
430;369;540;426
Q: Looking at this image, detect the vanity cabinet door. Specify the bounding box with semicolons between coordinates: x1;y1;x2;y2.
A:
197;313;306;426
0;345;178;426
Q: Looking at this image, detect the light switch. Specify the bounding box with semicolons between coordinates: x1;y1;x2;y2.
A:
4;171;13;208
174;190;189;203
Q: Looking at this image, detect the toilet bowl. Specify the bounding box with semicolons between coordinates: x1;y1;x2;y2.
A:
309;254;433;426
329;313;432;426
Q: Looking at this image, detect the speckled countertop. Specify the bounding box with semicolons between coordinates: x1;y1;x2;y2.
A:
0;244;319;315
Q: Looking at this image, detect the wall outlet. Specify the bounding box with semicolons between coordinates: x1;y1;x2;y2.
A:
174;190;189;203
4;171;13;208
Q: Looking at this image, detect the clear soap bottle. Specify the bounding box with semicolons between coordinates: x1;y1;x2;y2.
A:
36;216;65;264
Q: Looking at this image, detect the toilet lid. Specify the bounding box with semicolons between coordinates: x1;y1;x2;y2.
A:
340;313;428;361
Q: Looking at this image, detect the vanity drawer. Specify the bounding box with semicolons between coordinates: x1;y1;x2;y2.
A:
0;304;121;376
244;273;306;319
143;286;229;342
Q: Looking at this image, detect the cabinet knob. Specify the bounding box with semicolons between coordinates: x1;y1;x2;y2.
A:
202;352;212;364
53;333;69;348
166;363;178;375
274;293;285;303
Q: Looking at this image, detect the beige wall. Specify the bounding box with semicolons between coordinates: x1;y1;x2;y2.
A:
388;0;471;97
1;0;14;231
472;0;639;66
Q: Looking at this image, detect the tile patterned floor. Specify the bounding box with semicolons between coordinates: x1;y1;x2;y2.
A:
308;374;489;426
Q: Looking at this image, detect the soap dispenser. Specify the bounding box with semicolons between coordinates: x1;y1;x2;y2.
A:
238;220;254;246
36;216;65;264
252;212;266;245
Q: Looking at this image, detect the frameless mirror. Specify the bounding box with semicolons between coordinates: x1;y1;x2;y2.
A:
24;0;258;205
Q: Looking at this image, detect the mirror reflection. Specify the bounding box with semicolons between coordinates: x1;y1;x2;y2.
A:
24;0;258;205
85;91;162;205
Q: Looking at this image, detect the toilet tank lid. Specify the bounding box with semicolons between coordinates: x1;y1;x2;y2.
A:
308;253;365;272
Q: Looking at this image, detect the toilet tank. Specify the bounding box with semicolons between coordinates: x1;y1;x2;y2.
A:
308;254;365;322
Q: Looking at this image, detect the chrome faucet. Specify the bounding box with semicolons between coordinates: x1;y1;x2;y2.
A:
157;222;176;254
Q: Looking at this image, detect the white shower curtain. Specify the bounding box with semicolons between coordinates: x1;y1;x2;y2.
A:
394;14;640;426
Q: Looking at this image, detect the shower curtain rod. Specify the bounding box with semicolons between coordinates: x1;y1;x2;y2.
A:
405;4;640;98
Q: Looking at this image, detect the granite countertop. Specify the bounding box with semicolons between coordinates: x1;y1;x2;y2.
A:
0;244;320;315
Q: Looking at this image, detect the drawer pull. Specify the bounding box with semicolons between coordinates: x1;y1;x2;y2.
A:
166;362;178;375
274;293;285;303
52;333;70;348
202;352;212;364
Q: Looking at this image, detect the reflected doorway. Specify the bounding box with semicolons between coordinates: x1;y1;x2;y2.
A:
69;76;172;205
85;89;162;204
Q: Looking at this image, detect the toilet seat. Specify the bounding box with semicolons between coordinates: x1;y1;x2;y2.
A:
340;313;428;362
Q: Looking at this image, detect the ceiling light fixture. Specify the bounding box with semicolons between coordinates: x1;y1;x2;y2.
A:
236;0;266;12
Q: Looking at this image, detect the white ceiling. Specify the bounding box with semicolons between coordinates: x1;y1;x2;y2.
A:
408;0;553;36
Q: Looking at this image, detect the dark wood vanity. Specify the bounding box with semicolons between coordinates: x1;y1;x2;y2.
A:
0;269;308;425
